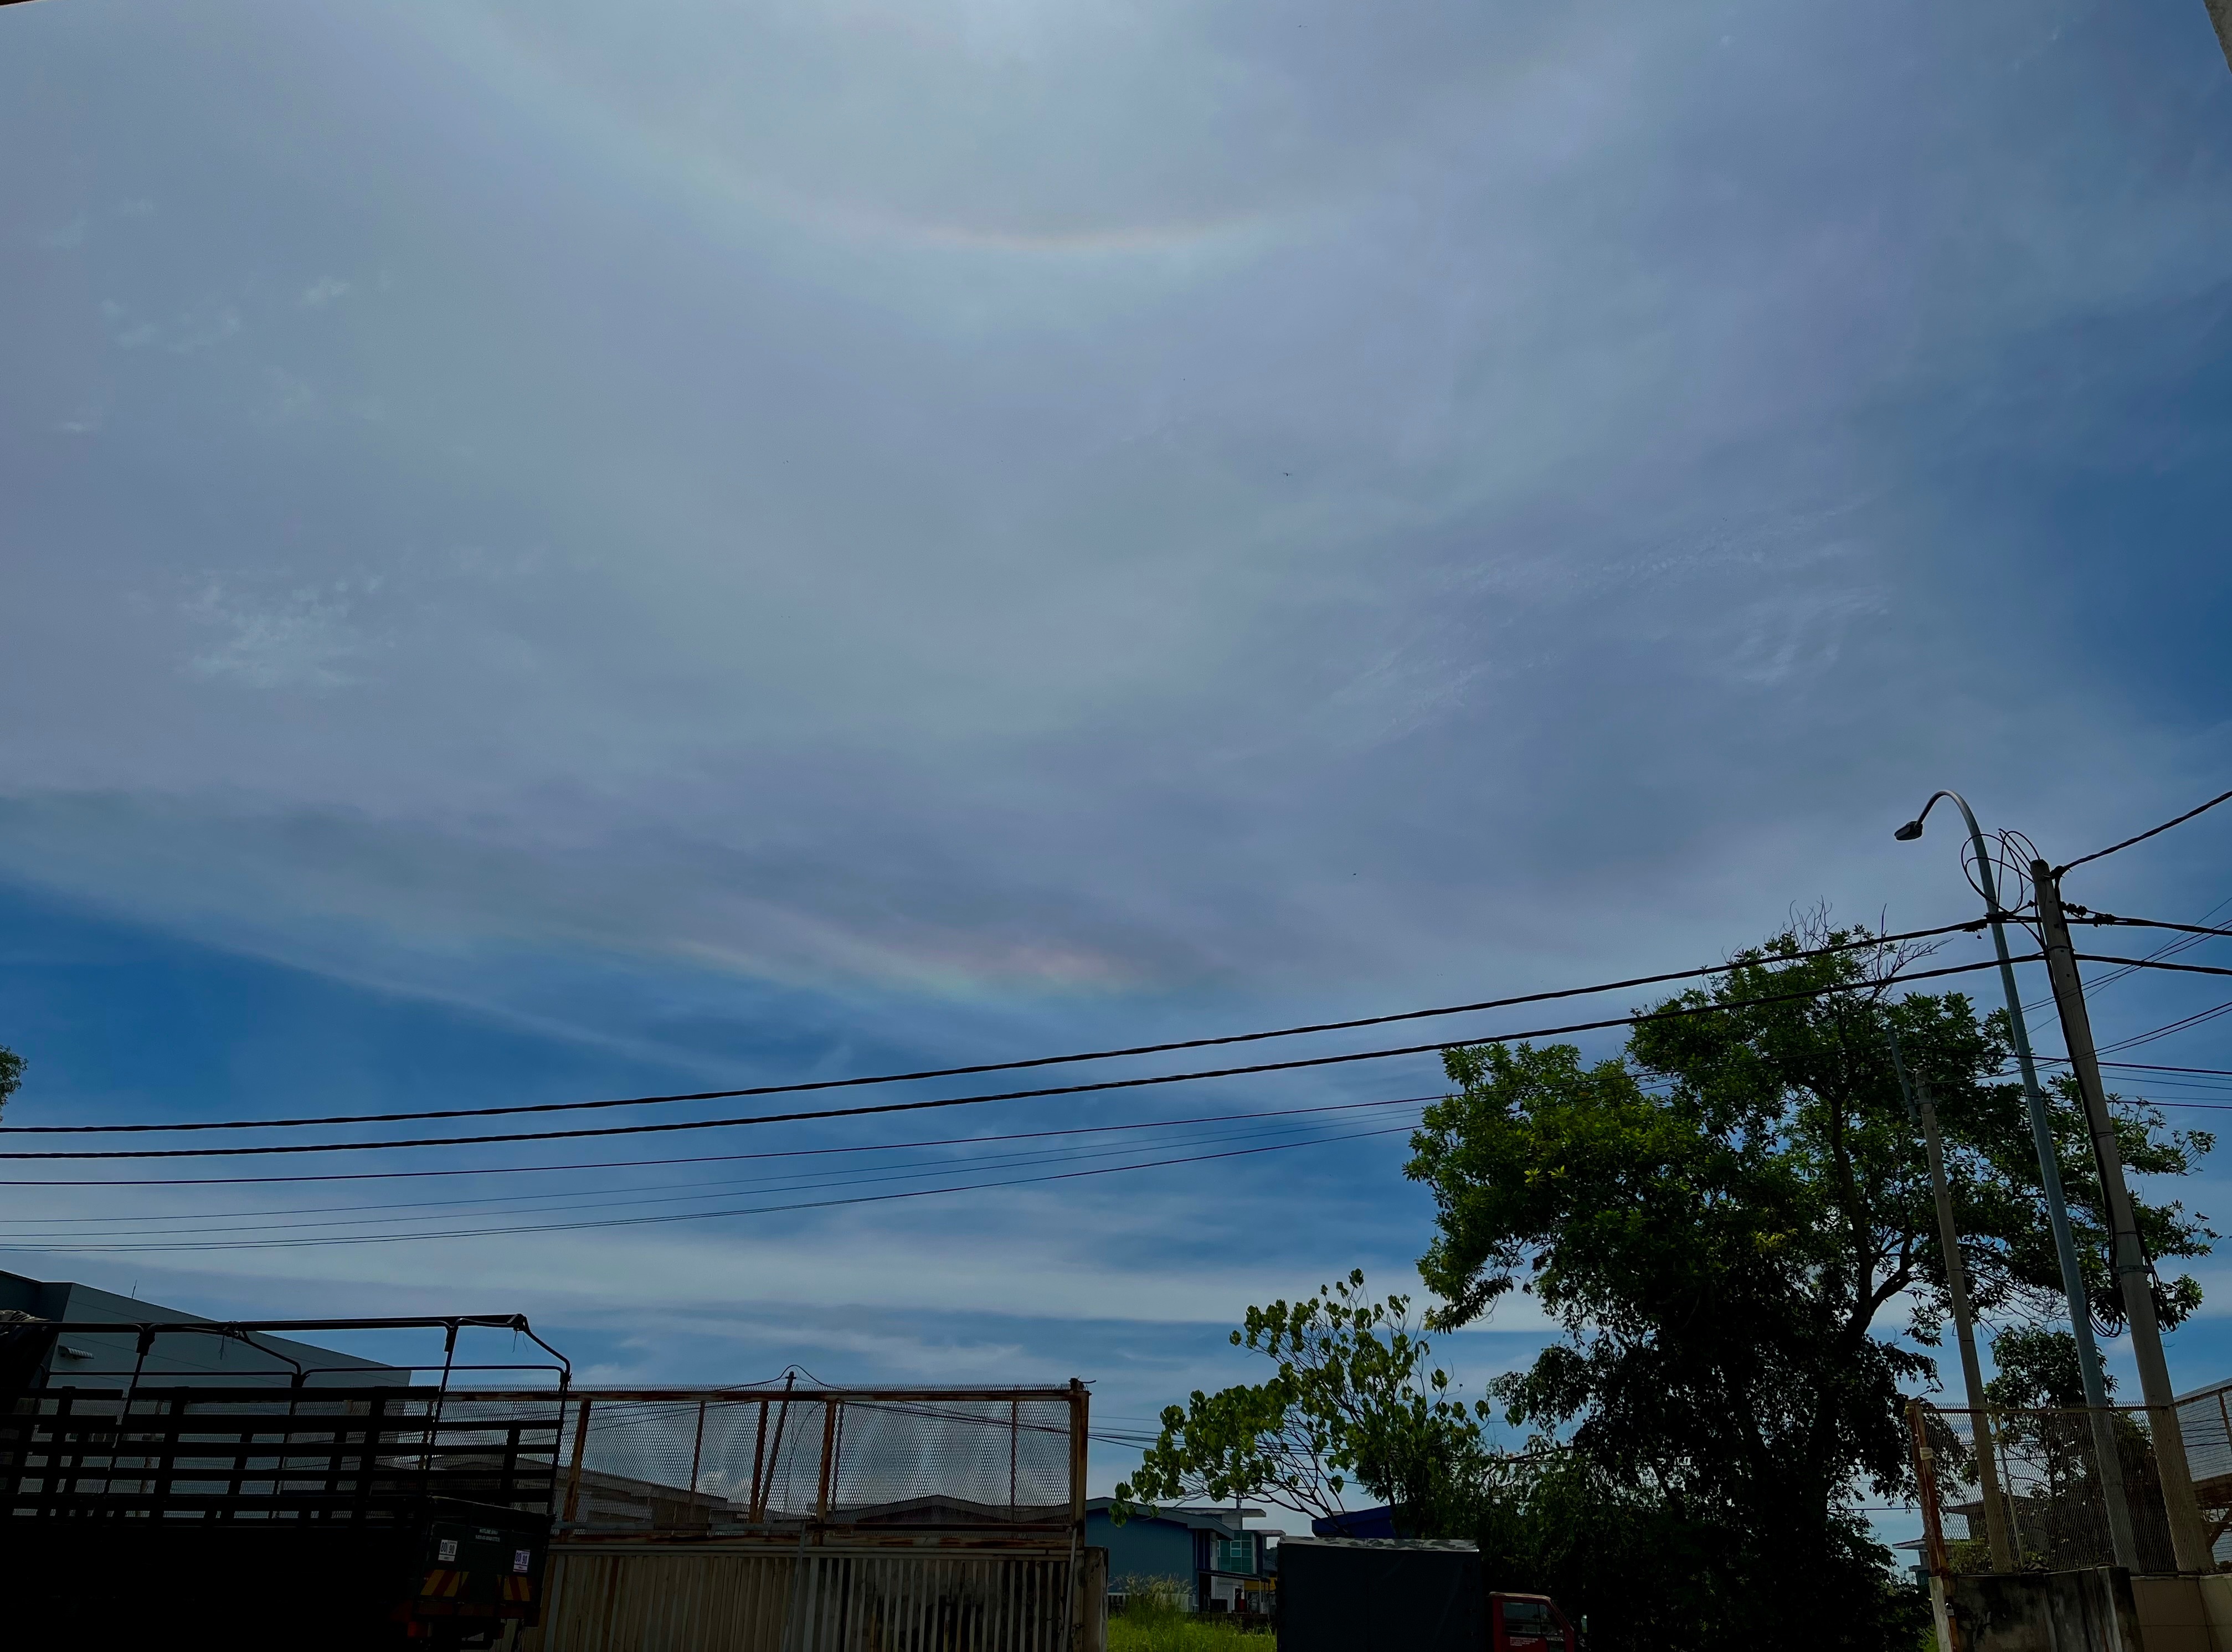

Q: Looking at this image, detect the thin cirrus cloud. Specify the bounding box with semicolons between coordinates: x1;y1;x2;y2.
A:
0;0;2230;1425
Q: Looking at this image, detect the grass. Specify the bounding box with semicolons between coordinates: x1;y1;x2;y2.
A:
1107;1582;1273;1652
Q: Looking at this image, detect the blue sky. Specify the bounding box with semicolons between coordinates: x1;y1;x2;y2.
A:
2;0;2231;1524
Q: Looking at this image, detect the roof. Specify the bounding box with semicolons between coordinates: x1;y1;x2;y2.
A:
835;1494;1069;1526
1086;1499;1260;1533
0;1270;403;1387
1279;1536;1480;1553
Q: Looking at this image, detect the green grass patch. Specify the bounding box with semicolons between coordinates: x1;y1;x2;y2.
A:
1108;1582;1273;1652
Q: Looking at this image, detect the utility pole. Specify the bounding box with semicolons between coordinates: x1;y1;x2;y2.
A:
1888;1026;2017;1570
2033;860;2214;1572
1897;790;2139;1569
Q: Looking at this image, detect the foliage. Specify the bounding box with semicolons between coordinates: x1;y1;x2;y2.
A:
1113;1271;1490;1532
1403;922;2209;1650
1107;1580;1271;1652
0;1044;19;1121
1984;1325;2110;1411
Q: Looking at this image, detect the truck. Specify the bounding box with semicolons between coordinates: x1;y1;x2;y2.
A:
1;1313;569;1648
1274;1534;1581;1652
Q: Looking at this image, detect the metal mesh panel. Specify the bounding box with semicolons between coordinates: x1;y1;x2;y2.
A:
554;1391;1079;1535
2177;1381;2232;1565
830;1399;1072;1519
1916;1402;2194;1573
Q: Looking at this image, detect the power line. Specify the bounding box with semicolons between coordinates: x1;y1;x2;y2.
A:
2074;914;2232;943
0;1095;1442;1191
2056;787;2232;877
0;955;2027;1162
2095;998;2232;1057
0;1109;1436;1243
0;918;1992;1137
0;1120;1425;1255
2074;956;2232;981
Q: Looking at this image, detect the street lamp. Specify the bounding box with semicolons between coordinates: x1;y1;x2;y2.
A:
1896;789;2139;1570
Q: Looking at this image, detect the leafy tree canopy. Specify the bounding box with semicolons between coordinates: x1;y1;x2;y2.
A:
1113;1271;1490;1532
1404;923;2211;1647
0;1044;20;1121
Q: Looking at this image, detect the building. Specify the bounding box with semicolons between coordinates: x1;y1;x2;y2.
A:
0;1268;403;1388
1085;1498;1273;1612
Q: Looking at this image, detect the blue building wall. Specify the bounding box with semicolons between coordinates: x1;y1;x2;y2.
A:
1086;1500;1269;1612
1087;1507;1200;1587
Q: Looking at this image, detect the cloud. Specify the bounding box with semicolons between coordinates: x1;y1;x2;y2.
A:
0;0;2228;1396
181;579;383;689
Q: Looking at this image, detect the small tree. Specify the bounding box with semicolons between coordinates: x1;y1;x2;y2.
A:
0;1044;19;1121
1115;1271;1492;1535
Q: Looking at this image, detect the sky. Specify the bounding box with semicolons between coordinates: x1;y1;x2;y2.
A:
2;0;2231;1526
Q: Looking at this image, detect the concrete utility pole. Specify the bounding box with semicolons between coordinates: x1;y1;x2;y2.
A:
1896;789;2140;1570
1888;1027;2017;1571
2033;860;2214;1572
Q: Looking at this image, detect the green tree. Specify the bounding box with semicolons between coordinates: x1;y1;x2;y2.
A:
0;1043;20;1121
1114;1271;1492;1534
1405;925;2211;1650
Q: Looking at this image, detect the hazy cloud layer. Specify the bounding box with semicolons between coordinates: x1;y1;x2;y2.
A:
3;0;2231;1495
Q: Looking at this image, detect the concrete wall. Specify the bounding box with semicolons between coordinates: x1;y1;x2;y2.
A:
2131;1574;2232;1652
1950;1569;2232;1652
1952;1568;2140;1652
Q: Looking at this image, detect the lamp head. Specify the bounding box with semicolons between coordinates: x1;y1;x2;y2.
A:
1893;820;1925;842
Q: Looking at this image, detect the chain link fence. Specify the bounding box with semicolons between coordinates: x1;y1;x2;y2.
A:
1910;1381;2232;1575
540;1387;1086;1536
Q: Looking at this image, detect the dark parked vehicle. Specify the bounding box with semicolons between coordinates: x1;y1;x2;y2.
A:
1276;1535;1579;1652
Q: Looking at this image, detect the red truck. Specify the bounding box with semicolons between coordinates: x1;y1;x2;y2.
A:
1493;1589;1581;1651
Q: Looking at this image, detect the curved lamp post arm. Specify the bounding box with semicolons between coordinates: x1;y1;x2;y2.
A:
1897;788;2137;1570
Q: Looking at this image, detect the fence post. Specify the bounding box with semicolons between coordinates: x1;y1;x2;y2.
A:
1910;1400;1958;1652
815;1399;839;1521
1069;1378;1091;1652
561;1397;592;1530
750;1398;769;1522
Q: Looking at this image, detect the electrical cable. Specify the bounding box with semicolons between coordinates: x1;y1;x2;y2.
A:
2095;999;2232;1056
0;954;2028;1162
0;1119;1426;1254
0;918;1993;1136
0;1107;1435;1237
2006;899;2232;1022
0;1096;1441;1191
2055;788;2232;877
2074;914;2232;943
2072;956;2232;981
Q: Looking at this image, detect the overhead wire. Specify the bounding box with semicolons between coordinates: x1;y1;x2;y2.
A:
0;955;2030;1162
2055;787;2232;877
0;1095;1440;1192
0;1120;1428;1255
0;1102;1438;1234
0;918;1993;1137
